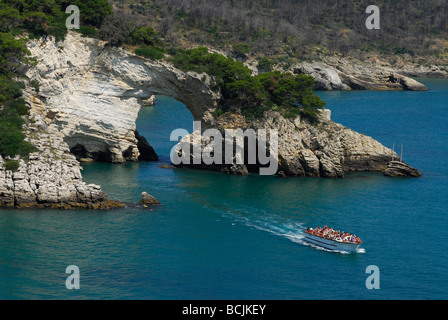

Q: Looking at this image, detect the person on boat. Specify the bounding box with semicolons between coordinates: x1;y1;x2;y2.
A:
307;226;362;244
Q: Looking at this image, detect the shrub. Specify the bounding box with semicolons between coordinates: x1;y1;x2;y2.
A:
258;57;273;72
0;78;36;160
213;108;224;118
8;98;29;116
283;107;301;119
77;26;98;38
172;48;325;120
3;160;20;172
72;0;112;27
0;33;34;76
166;47;180;56
242;104;271;120
129;26;160;46
99;14;162;48
0;130;25;157
257;71;326;121
233;43;251;55
134;46;165;60
29;79;40;93
98;12;134;46
0;77;24;103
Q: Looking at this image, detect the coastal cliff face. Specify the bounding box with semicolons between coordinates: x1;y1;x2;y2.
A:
24;32;427;168
0;93;122;209
25;32;219;164
24;32;419;178
177;110;401;178
0;32;220;209
0;32;422;208
292;57;428;92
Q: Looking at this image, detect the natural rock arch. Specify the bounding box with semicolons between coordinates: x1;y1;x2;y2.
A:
26;32;219;163
25;32;420;178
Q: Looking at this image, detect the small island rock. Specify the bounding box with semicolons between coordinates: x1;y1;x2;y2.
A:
384;161;422;177
139;192;161;205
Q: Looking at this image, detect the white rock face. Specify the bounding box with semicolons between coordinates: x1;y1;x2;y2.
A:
293;62;350;90
252;111;396;177
26;32;219;163
292;57;428;91
0;93;120;209
174;109;414;178
20;32;419;181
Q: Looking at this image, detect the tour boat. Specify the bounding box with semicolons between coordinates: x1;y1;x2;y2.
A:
304;228;363;253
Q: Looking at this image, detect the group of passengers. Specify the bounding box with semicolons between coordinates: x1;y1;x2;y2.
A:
305;226;362;244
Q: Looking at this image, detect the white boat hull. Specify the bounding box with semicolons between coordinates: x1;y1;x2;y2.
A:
304;234;361;252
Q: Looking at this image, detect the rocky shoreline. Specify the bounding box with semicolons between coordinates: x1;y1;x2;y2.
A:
0;93;124;210
174;110;421;178
0;32;425;209
292;57;429;92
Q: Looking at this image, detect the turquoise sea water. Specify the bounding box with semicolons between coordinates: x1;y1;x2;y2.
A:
0;79;447;300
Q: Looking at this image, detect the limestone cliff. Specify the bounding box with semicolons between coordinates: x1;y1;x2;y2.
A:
1;32;219;209
0;32;423;208
25;32;219;163
176;110;410;178
0;93;123;209
292;57;428;92
24;32;419;177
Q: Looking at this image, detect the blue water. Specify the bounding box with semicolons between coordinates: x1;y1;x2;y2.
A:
0;79;447;300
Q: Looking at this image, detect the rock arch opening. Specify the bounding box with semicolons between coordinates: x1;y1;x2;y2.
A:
24;32;420;178
135;95;194;163
25;32;219;165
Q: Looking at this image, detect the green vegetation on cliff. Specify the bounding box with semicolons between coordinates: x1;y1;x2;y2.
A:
173;47;325;121
96;11;164;58
0;0;111;39
0;0;113;165
0;0;329;167
0;32;36;163
0;76;36;161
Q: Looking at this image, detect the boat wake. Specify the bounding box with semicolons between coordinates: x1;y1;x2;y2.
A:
206;203;365;254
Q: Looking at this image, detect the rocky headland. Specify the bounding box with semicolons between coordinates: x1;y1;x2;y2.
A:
291;56;429;92
0;32;423;208
0;92;124;209
175;109;418;178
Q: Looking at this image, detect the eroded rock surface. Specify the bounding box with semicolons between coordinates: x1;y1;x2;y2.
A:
384;161;422;177
25;32;219;164
292;57;428;92
0;94;124;209
174;110;420;178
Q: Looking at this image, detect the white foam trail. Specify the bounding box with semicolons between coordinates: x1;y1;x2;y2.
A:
356;248;366;254
205;203;366;254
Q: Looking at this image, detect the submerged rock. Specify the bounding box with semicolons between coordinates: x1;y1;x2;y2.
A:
158;164;176;169
384;161;422;177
